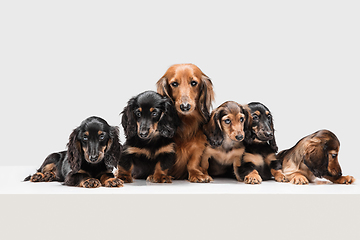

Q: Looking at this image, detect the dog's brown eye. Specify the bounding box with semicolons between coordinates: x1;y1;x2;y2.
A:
240;117;244;122
332;153;338;158
151;112;158;117
171;82;179;87
224;119;231;124
135;112;141;118
83;136;88;141
99;134;105;141
190;81;198;87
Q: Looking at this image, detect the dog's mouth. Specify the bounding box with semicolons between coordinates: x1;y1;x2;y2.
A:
84;153;104;164
255;131;274;142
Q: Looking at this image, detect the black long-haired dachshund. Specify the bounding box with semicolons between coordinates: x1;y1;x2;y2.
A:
25;116;123;188
116;91;180;183
237;102;287;184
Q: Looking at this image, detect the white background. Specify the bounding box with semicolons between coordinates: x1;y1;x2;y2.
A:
1;1;359;178
1;1;360;240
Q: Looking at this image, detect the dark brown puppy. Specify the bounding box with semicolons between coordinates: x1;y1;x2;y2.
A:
25;116;123;188
157;63;215;182
277;129;355;185
237;102;287;184
201;101;252;181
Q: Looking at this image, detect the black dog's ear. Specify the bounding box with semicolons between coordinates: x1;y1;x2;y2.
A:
67;127;82;172
303;138;328;178
121;98;137;139
241;105;253;144
158;98;180;138
269;116;278;152
203;111;223;147
198;74;215;122
243;105;255;145
104;126;122;169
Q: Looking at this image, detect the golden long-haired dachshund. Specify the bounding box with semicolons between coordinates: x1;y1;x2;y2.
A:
157;63;215;182
201;101;252;181
277;129;355;185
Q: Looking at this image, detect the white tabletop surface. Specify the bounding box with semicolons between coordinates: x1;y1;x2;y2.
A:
1;166;358;194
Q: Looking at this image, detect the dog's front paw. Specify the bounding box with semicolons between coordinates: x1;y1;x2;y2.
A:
147;174;173;183
104;178;124;188
244;171;262;184
274;172;288;183
188;171;211;183
80;178;101;188
118;174;133;183
333;175;355;185
290;174;309;185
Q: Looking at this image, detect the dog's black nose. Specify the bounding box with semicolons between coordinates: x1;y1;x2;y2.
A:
235;135;244;141
180;103;191;112
139;132;149;138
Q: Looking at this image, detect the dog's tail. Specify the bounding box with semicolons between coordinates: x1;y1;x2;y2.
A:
23;175;31;181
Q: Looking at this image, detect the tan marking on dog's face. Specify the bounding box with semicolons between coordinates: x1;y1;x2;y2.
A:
98;130;103;135
220;112;245;142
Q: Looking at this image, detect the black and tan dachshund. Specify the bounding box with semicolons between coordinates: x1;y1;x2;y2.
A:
201;101;252;181
237;102;287;184
25;116;123;188
116;91;180;183
278;129;355;185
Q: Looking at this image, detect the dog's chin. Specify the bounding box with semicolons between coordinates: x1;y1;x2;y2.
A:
177;108;195;115
138;132;158;140
255;135;273;142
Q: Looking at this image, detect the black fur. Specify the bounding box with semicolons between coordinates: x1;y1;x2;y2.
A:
118;91;180;182
25;116;123;188
238;102;281;182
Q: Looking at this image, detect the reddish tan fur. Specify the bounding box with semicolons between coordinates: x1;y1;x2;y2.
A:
100;172;124;188
157;64;214;182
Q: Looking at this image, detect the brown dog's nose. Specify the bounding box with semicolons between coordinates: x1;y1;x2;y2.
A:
180;103;191;112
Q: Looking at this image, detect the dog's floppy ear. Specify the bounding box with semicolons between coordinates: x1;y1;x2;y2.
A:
269;117;278;152
203;110;223;147
198;74;215;122
241;105;253;144
244;105;255;145
104;126;122;169
303;137;327;178
121;97;137;139
67;127;82;172
156;76;172;100
158;98;180;138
